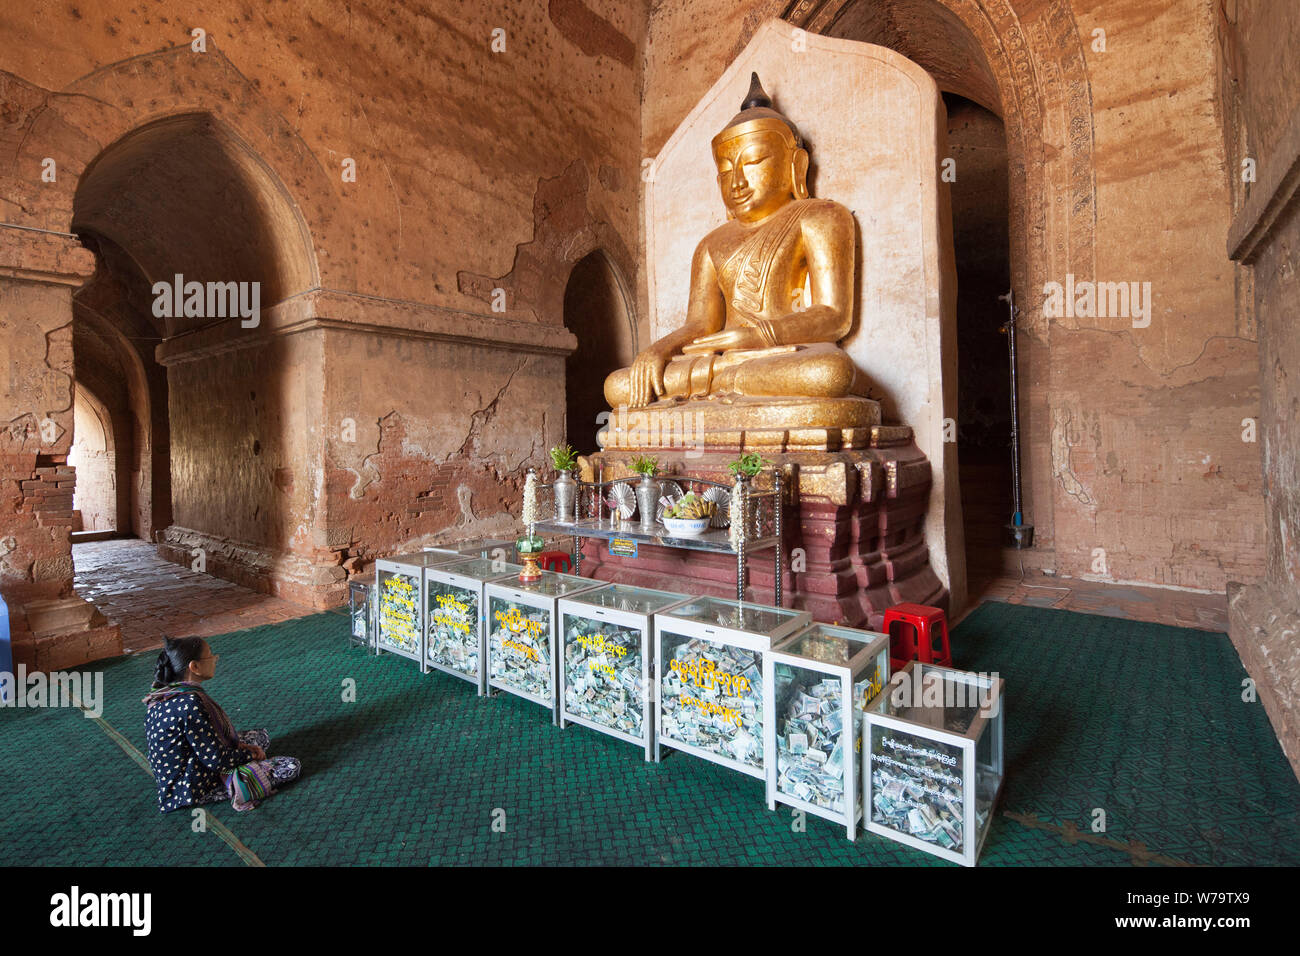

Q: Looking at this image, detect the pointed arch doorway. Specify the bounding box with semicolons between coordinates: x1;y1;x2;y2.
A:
562;249;637;454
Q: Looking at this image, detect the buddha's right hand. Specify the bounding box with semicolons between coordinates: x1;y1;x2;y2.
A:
629;347;669;407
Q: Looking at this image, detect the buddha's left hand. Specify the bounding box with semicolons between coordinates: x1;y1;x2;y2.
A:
682;327;764;353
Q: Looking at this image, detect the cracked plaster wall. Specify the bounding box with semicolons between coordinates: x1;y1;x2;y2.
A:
323;329;566;579
0;241;89;607
2;0;647;609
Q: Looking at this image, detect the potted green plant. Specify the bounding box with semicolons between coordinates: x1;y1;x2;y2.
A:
726;453;768;545
727;452;768;480
629;455;660;529
550;444;578;522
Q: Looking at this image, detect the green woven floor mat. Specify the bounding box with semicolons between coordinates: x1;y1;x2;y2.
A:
954;601;1300;866
2;601;1296;865
0;698;240;866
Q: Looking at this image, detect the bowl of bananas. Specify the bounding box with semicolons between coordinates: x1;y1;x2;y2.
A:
661;493;716;537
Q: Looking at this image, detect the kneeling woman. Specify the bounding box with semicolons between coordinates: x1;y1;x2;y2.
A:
144;636;301;813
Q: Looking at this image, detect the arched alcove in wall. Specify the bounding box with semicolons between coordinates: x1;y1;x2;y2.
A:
562;249;637;454
792;0;1019;584
783;0;1099;586
72;112;316;337
1;45;339;611
70;110;319;566
73;233;166;541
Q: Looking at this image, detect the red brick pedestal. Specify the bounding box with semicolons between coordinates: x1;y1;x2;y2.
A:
580;429;947;629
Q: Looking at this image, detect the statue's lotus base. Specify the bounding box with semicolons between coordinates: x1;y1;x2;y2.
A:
596;395;882;452
579;432;947;629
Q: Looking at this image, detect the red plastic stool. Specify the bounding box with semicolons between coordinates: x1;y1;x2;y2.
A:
538;550;573;573
883;603;952;672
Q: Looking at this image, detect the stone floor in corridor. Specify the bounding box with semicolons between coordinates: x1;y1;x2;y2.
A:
965;563;1230;633
73;539;310;654
75;538;1231;658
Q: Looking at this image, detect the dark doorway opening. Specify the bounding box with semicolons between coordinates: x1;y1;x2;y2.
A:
945;92;1014;585
562;249;636;454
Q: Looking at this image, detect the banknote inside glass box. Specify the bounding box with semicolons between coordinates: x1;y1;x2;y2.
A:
766;622;890;839
376;566;420;658
486;571;603;717
660;632;767;770
565;616;644;734
559;584;690;759
375;551;463;663
654;597;810;777
428;580;481;676
424;556;524;692
864;662;1004;866
348;580;374;648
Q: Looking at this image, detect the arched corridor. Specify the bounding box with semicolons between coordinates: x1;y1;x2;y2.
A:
63;110;323;607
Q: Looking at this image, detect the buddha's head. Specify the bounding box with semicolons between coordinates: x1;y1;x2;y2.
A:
711;73;811;223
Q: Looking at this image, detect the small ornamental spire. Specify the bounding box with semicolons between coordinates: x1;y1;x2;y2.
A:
714;71;803;149
740;72;772;111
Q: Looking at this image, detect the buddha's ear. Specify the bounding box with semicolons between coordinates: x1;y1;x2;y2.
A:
791;148;810;200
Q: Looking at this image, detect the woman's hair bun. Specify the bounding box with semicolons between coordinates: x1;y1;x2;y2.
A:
153;650;173;688
151;635;204;689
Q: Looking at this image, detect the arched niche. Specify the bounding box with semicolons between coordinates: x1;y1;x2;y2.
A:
943;93;1014;581
819;0;1002;114
72;233;169;540
67;109;320;559
562;249;637;453
788;0;1101;574
72;112;317;336
1;44;337;608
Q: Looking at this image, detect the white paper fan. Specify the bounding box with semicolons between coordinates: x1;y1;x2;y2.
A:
701;486;731;528
605;482;636;520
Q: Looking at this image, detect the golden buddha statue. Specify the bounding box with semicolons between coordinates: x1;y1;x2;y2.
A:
601;74;880;451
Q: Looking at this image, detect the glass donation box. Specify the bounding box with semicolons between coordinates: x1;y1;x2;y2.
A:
557;584;691;760
422;546;461;557
485;570;603;721
452;538;518;561
654;597;810;778
348;580;375;650
374;551;460;664
423;539;517;562
764;623;890;840
424;556;523;694
863;661;1005;866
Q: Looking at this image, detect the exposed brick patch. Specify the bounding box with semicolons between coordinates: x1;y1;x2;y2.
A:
0;453;78;604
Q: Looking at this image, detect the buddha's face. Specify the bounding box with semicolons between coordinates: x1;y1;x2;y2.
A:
714;130;797;223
